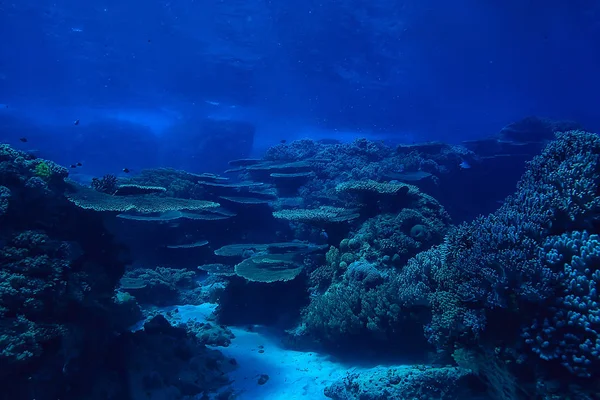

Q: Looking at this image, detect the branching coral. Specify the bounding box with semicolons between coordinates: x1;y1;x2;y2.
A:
421;131;600;349
523;231;600;377
302;258;414;343
91;174;118;194
347;207;450;266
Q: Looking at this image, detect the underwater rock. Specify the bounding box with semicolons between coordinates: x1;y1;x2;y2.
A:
257;374;269;385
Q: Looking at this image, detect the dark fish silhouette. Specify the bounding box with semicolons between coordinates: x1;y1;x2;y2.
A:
74;119;80;125
76;162;82;167
19;137;27;142
122;168;130;173
70;164;77;168
280;139;287;144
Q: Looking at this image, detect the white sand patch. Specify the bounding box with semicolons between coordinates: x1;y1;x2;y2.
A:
175;304;349;400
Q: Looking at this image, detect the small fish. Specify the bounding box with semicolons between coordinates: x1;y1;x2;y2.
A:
122;168;130;173
73;119;80;125
280;139;287;144
459;161;471;169
19;137;28;142
70;164;77;168
76;162;82;167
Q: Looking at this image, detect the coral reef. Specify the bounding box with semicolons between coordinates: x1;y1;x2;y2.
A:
66;182;219;213
386;130;600;398
120;315;236;400
4;124;600;399
0;145;128;398
0;144;234;399
524;231;600;378
324;365;482;400
292;130;600;398
119;266;201;306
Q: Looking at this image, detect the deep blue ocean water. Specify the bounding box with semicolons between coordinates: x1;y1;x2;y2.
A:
2;0;600;172
1;1;600;399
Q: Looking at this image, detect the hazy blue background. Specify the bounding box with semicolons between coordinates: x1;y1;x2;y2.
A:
1;0;599;175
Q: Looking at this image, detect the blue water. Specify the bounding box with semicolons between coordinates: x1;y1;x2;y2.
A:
2;1;600;165
2;1;600;399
